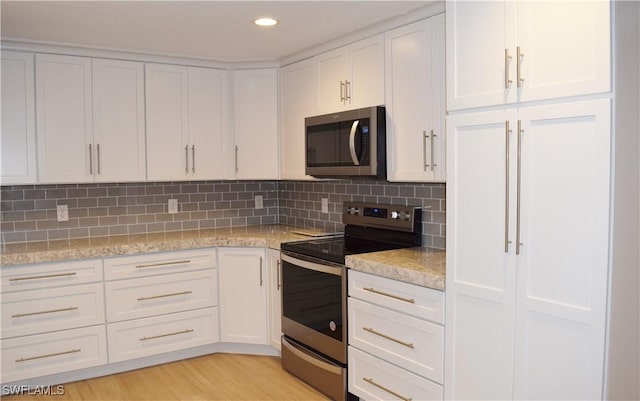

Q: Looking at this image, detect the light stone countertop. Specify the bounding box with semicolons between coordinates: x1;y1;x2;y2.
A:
346;247;445;291
0;225;328;267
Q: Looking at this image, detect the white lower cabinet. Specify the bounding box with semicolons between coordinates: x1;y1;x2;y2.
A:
107;308;219;363
348;270;445;400
218;247;268;344
104;248;219;363
267;249;282;350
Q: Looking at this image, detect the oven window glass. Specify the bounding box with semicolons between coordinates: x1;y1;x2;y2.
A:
282;260;343;342
306;119;370;168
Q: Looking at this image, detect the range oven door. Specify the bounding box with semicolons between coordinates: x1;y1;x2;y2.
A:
281;253;347;364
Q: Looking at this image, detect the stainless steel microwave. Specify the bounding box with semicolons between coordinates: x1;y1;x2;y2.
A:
305;106;386;178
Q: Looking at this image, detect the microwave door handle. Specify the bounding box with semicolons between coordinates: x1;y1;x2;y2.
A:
349;120;361;166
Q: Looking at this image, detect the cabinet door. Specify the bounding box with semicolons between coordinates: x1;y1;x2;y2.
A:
267;249;282;350
280;59;315;180
445;109;517;401
347;34;384;109
516;1;610;103
145;63;189;181
512;100;610;400
232;69;279;179
36;54;93;183
385;17;445;182
92;58;146;182
188;67;228;180
446;1;517;111
315;47;347;114
1;51;36;184
218;248;268;344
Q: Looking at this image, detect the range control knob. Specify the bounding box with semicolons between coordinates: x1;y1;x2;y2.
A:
346;207;360;215
400;212;411;221
390;211;399;219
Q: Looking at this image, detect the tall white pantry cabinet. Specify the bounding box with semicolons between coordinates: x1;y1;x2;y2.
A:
445;1;619;400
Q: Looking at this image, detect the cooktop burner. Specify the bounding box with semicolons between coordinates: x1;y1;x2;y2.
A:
281;202;422;265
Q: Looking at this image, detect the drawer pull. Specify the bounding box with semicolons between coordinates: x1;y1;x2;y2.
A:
363;377;412;401
363;327;415;349
363;287;415;304
12;306;79;318
9;272;77;282
137;291;193;301
135;260;191;269
16;348;81;363
139;329;194;341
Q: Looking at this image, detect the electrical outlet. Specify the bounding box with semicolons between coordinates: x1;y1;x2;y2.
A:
56;205;69;222
255;195;264;209
321;198;329;214
168;199;178;214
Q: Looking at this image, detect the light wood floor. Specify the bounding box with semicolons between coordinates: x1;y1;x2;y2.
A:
3;354;330;401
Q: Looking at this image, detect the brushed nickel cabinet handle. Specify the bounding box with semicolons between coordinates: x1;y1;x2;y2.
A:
430;130;437;171
12;306;78;318
340;81;345;102
363;326;415;349
259;256;264;287
516;119;523;255
276;259;281;290
97;143;101;175
191;145;195;173
137;291;192;301
9;272;77;282
505;48;513;89
185;145;189;174
363;287;415;304
89;144;93;175
235;145;239;173
423;130;429;171
346;80;351;102
517;46;525;88
363;377;412;401
140;329;194;341
135;260;191;269
505;121;512;253
16;349;81;363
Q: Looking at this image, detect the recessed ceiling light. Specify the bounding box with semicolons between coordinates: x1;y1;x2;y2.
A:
254;17;278;27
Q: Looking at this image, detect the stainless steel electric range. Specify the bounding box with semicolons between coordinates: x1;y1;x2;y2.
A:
280;202;422;401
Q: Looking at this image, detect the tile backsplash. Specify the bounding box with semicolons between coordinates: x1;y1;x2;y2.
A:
1;179;445;250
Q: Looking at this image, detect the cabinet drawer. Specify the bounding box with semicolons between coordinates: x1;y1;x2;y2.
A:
107;307;219;363
348;298;444;383
105;269;217;322
1;259;103;293
348;270;445;324
1;283;105;339
103;249;216;281
1;325;107;383
349;346;443;401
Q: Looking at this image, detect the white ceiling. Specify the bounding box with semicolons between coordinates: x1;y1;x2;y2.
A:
1;1;431;63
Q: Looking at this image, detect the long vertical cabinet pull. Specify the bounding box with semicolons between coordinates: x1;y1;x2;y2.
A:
423;131;429;171
340;81;345;103
184;145;189;174
191;145;195;173
517;46;525;88
430;130;437;171
259;256;264;287
88;144;93;175
516;120;523;255
505;121;512;253
345;80;351;103
235;146;239;173
97;144;101;175
276;259;281;290
505;49;513;89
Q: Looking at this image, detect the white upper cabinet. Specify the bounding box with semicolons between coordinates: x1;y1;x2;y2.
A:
36;54;94;184
146;63;227;181
315;35;384;114
92;58;146;182
280;59;316;180
36;54;145;184
232;68;279;180
446;0;611;111
385;15;446;182
1;51;36;184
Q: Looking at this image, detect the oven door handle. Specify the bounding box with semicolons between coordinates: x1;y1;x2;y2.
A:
281;254;343;277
